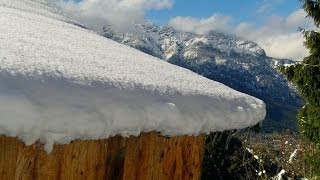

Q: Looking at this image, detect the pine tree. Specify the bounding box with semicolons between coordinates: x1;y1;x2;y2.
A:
281;0;320;176
281;0;320;143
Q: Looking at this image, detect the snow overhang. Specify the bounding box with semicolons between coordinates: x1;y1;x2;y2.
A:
0;1;266;152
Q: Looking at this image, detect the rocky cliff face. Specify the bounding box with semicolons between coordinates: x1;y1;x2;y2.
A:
102;23;301;131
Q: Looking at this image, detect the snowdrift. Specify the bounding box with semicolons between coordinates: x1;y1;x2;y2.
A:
0;0;266;152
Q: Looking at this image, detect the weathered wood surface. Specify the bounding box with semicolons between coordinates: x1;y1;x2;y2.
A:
0;132;205;180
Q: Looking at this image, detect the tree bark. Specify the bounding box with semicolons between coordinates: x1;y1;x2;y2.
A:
0;132;205;180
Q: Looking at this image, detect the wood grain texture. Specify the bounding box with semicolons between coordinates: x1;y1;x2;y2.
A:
0;132;205;180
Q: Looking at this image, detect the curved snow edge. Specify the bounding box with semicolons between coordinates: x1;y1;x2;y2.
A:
0;1;266;152
0;72;266;152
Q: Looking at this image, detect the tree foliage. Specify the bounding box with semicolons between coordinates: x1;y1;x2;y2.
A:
280;0;320;177
302;0;320;27
281;0;320;143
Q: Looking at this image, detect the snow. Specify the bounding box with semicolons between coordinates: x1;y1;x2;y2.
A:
235;40;264;55
188;37;209;46
288;149;298;163
0;0;81;27
258;170;266;176
0;0;266;152
246;148;262;163
215;57;227;65
276;169;286;180
246;148;254;154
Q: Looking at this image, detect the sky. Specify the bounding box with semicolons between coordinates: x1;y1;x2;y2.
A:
147;0;301;25
57;0;317;61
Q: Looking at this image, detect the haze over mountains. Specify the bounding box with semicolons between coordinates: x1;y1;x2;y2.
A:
101;23;301;131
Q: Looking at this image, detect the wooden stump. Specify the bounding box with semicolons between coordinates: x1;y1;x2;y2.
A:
0;132;205;180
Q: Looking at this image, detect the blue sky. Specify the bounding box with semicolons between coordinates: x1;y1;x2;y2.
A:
148;0;301;26
70;0;302;26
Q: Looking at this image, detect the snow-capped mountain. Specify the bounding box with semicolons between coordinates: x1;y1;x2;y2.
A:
271;58;296;68
1;0;266;151
102;23;301;131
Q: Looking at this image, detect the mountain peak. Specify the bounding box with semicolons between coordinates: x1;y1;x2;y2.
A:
101;23;301;131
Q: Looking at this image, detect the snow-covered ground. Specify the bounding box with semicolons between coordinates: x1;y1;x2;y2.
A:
0;0;266;152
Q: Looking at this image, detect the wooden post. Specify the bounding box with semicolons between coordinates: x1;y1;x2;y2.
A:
0;132;205;180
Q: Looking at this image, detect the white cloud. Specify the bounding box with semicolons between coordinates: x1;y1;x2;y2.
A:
256;3;273;14
56;0;315;61
286;9;313;29
169;9;316;61
235;9;315;61
168;15;232;35
256;0;284;14
56;0;173;32
256;33;308;61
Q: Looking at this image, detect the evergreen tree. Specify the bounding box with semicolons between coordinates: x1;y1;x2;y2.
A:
281;0;320;143
281;0;320;176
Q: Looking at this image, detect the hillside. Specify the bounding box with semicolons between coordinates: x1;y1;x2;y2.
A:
101;23;302;131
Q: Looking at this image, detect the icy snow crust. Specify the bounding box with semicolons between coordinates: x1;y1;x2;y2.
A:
0;1;266;152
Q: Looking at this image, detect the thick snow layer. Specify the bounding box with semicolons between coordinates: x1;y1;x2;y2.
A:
0;1;266;152
0;0;82;27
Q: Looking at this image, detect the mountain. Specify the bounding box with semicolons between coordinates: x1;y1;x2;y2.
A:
1;0;265;151
271;58;296;68
101;23;301;132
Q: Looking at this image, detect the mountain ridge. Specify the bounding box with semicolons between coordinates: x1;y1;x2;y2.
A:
101;23;301;131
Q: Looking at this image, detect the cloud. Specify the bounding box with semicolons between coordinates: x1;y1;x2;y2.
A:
169;9;316;61
256;0;284;14
235;9;315;61
56;0;173;32
256;3;273;14
255;33;308;61
286;9;314;29
168;15;232;35
56;0;315;61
